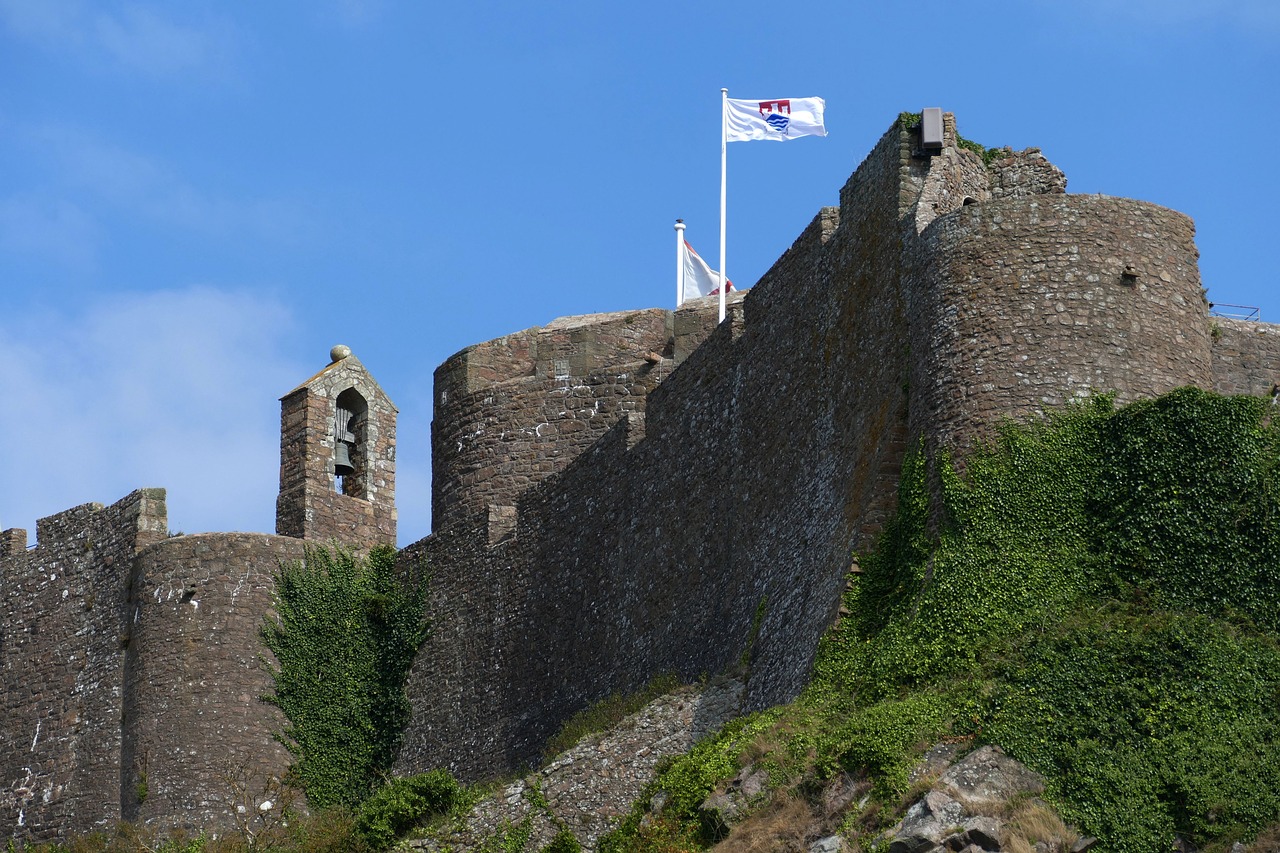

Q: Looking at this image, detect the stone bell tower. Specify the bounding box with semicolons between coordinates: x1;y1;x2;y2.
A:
276;345;397;546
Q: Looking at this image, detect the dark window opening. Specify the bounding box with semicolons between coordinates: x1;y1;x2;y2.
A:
334;388;369;498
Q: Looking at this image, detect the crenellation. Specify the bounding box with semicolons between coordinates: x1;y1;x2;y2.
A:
0;528;27;559
430;307;696;530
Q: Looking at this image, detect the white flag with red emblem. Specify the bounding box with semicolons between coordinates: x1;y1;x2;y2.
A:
725;97;827;142
681;240;733;304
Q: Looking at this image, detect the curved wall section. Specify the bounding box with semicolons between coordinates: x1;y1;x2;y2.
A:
122;533;304;830
430;309;679;530
909;194;1211;452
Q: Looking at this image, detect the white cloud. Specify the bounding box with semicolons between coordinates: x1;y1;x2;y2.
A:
0;287;306;541
0;0;233;77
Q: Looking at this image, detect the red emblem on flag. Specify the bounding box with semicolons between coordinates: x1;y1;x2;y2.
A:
757;100;792;115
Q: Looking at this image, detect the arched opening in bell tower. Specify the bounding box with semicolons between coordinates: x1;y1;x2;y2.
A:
333;387;369;498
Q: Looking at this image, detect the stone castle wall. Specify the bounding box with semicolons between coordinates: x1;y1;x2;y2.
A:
394;114;1280;783
121;533;304;830
430;309;677;530
3;353;398;843
908;193;1211;455
1;490;167;842
7;111;1280;841
1210;317;1280;397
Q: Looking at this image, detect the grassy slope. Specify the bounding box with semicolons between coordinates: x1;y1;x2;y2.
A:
603;388;1280;853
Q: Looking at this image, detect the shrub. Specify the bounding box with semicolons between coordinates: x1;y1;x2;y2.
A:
352;770;465;851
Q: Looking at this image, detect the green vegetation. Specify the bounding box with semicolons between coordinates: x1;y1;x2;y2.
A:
32;388;1280;852
541;674;682;761
260;544;430;810
898;109;1004;165
13;776;479;853
602;388;1280;853
351;769;471;850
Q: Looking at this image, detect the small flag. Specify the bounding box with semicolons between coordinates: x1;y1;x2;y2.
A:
725;97;827;142
681;240;733;304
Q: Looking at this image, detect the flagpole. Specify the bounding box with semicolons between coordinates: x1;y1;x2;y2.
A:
674;219;686;308
719;88;728;324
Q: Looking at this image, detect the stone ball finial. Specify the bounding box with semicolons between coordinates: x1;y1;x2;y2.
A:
330;344;352;362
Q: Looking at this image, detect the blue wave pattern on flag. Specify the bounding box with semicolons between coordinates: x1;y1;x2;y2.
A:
725;96;826;142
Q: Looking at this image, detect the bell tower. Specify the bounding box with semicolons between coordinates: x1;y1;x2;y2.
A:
276;345;397;545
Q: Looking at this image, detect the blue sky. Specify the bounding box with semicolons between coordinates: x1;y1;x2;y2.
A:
2;0;1277;546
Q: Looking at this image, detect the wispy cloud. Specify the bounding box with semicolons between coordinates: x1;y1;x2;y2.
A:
0;0;234;77
0;287;305;539
4;121;313;248
0;193;100;269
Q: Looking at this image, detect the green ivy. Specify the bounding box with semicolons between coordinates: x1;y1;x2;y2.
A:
1088;389;1280;629
820;388;1280;850
261;544;429;810
985;606;1280;852
609;388;1280;853
352;769;467;851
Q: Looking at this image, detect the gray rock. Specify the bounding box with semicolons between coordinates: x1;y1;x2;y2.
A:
910;742;964;784
886;790;966;853
950;816;1001;851
889;837;942;853
736;766;769;799
821;772;868;817
940;745;1045;807
810;836;847;853
700;790;747;828
1069;839;1099;853
901;790;966;839
698;762;770;830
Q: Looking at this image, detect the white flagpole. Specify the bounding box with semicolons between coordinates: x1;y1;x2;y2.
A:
719;88;728;324
674;219;686;308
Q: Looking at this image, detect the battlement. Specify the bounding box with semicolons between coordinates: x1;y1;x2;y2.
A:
430;300;744;530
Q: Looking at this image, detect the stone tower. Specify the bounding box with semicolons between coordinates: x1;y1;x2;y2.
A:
276;345;397;545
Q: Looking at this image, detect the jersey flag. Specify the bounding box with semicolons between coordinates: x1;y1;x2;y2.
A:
725;97;827;142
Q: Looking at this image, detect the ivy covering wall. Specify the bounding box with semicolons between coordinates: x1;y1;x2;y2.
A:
261;545;429;810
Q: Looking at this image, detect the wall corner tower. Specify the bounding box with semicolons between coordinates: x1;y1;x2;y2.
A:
276;345;397;546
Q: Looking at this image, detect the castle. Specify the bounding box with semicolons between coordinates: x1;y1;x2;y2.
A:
5;112;1280;843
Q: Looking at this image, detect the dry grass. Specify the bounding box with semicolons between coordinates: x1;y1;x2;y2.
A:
999;798;1078;853
713;790;819;853
1247;824;1280;852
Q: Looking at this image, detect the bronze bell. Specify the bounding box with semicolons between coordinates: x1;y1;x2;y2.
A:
334;442;355;477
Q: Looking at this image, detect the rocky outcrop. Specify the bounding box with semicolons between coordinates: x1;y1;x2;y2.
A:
878;746;1076;853
409;679;744;852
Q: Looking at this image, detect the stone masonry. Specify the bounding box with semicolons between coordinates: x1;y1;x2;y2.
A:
6;112;1280;843
391;113;1278;785
3;349;396;843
